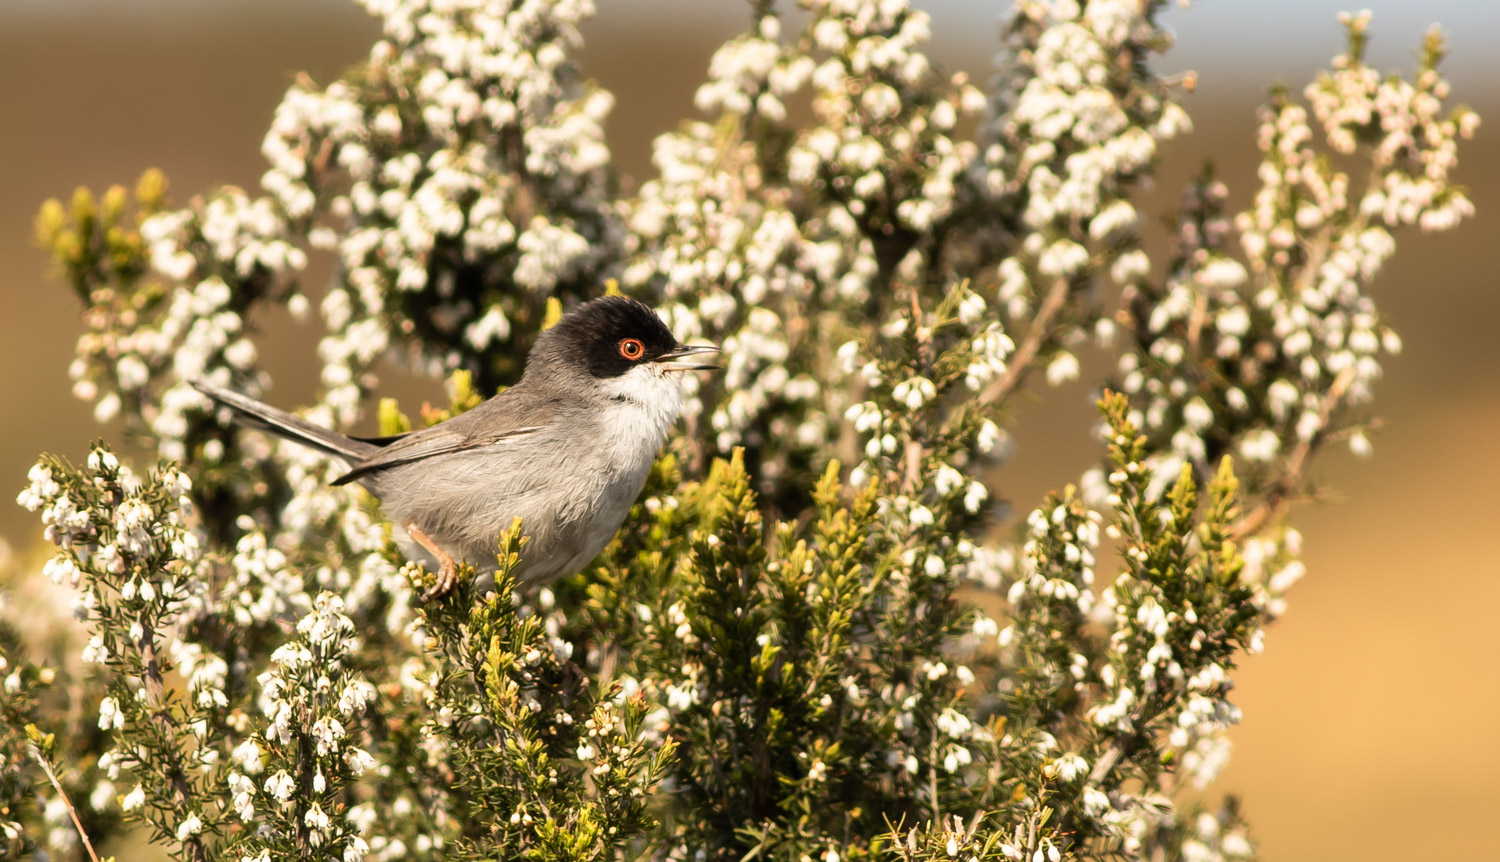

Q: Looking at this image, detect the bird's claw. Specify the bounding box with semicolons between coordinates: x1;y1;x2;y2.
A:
421;558;460;602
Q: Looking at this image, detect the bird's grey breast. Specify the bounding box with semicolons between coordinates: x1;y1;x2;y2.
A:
373;397;662;583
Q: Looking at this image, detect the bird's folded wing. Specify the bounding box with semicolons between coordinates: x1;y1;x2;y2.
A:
330;426;540;486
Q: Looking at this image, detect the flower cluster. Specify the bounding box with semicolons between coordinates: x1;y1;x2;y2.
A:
35;176;297;465
979;0;1194;401
229;592;376;860
1073;398;1259;846
263;0;622;413
16;447;223;861
577;450;988;861
624;119;813;462
626;0;988;486
0;593;54;857
1116;16;1475;503
998;486;1103;720
841;281;1008;517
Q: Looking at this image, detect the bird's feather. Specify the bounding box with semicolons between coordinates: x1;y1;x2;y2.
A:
192;382;378;462
331;425;542;486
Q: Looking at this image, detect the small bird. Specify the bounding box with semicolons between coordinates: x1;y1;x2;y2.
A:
194;295;718;599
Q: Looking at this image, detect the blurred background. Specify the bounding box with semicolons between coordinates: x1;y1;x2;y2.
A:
0;0;1494;857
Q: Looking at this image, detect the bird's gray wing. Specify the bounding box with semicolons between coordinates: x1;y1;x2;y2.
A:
330;424;543;486
329;388;564;487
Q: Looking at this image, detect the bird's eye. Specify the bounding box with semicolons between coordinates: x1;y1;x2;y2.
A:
619;338;645;360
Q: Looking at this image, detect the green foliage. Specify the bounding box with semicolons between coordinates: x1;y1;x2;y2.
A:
14;449;220;861
409;524;673;861
0;625;48;858
34;173;160;303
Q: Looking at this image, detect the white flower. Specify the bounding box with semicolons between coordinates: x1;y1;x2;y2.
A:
1111;249;1150;283
957;291;986;324
892;377;935;410
1037;239;1088;276
1083;786;1111;816
338;680;376;717
963;480;989;514
1239;429;1280;462
176;813;202;840
975;419;1002;453
345;747;376;775
121;784;146;811
1182;398;1213;430
78;631;107;665
972;616;999;638
936;708;972;739
1295;410;1322;441
98;696;124;731
305;802;331;831
1198;258;1247;289
1046;352;1080;385
933;464;963;497
1348;430;1373;458
264;770;296;804
1052;752;1087;782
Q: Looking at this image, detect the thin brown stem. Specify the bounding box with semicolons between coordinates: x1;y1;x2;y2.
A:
139;623;211;862
927;726;941;824
901;287;933;493
1230;366;1356;541
978;276;1070;410
295;722;314;857
1085;737;1126;786
1186;292;1208;358
30;746;101;862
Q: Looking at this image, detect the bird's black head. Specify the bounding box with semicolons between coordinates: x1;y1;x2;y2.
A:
526;296;716;382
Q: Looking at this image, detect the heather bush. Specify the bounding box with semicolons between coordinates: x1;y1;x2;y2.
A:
2;1;1477;860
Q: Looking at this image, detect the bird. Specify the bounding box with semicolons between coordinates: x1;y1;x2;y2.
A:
193;295;718;599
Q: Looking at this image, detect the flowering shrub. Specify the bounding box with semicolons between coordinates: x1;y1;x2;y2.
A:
3;1;1477;861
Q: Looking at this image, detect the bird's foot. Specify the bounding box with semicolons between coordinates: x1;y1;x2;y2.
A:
403;518;462;602
422;557;460;602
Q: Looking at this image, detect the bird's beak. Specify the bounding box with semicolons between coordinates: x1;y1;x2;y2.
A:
656;344;720;371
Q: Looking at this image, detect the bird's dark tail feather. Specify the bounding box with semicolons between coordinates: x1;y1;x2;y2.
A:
191;382;378;463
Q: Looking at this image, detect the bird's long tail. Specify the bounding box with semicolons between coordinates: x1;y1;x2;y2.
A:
192;382;378;463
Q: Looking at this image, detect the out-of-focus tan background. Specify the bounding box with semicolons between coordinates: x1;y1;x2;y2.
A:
1;1;1495;857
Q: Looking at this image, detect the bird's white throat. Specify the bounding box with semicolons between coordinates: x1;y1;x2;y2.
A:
595;363;686;454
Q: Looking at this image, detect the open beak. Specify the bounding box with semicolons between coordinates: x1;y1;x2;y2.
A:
655;344;720;371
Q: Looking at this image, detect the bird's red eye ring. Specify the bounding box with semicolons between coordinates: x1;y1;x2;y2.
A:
619;338;645;360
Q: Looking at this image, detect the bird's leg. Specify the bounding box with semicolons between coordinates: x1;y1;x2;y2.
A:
403;519;459;600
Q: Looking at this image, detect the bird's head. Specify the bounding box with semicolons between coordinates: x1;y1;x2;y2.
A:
525;296;719;405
